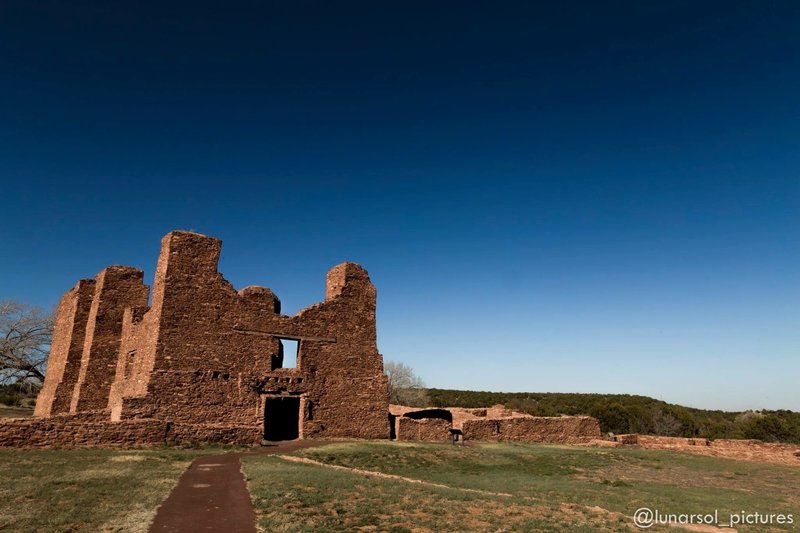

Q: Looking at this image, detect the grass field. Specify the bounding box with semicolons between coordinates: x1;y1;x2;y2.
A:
2;442;798;532
243;442;800;532
0;447;223;532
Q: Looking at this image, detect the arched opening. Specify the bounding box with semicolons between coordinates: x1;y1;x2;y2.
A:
402;408;453;423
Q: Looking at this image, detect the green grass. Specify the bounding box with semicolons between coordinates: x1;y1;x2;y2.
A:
243;441;800;532
0;447;225;532
3;442;798;532
243;454;625;532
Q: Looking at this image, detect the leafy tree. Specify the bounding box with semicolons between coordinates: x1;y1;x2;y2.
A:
590;402;632;434
739;413;795;442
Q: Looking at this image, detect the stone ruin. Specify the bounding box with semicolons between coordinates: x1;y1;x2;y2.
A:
0;230;602;447
2;230;389;446
390;405;601;444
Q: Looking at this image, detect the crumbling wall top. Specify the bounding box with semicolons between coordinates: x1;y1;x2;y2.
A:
238;286;281;313
325;262;375;301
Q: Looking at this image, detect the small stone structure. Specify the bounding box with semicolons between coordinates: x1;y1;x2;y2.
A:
389;404;602;444
3;230;389;446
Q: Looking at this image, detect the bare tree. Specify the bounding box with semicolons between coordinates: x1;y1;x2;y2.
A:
650;409;683;437
0;301;54;389
384;360;428;406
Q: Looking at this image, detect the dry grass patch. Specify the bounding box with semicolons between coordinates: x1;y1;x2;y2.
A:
0;447;228;532
270;441;800;531
243;454;628;532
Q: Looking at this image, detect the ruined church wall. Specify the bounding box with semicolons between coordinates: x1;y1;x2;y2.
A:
36;230;390;444
112;232;283;426
118;370;264;428
235;262;390;439
107;306;153;419
109;232;388;439
69;267;150;413
33;279;95;417
145;232;278;373
109;231;175;418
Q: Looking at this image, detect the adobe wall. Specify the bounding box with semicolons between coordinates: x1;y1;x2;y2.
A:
28;230;390;446
396;417;452;442
614;434;800;465
33;279;96;417
69;267;150;412
108;231;389;439
391;405;602;444
461;416;601;444
0;415;260;448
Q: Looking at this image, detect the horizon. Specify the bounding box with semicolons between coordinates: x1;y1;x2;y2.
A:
1;1;798;412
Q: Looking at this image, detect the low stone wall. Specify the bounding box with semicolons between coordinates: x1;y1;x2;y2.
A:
396;417;451;442
615;434;640;445
167;423;262;446
0;415;262;448
462;416;601;444
631;435;711;447
0;417;166;448
614;434;800;465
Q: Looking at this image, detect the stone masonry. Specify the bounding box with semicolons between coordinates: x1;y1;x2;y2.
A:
21;230;390;446
390;405;601;444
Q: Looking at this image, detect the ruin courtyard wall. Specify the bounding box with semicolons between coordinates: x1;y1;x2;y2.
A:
396;416;452;442
461;416;601;443
389;405;602;444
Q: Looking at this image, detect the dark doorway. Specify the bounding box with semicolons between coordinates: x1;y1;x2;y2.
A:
264;396;300;441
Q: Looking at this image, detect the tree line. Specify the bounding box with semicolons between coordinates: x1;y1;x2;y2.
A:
3;303;798;446
422;388;800;444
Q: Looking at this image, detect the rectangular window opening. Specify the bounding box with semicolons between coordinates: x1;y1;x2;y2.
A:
278;338;299;369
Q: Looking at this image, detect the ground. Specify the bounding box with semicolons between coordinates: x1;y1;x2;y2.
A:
0;447;235;532
0;406;33;418
2;441;798;532
244;442;800;532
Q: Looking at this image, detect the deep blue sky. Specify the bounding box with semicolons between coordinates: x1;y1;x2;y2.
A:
2;1;798;411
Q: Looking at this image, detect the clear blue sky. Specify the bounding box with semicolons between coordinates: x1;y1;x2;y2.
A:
1;1;798;411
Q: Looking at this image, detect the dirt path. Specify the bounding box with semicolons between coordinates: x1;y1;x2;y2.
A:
149;440;333;533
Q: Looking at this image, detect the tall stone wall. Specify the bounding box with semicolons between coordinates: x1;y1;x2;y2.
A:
33;279;95;417
31;230;390;446
109;232;389;439
69;267;150;413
